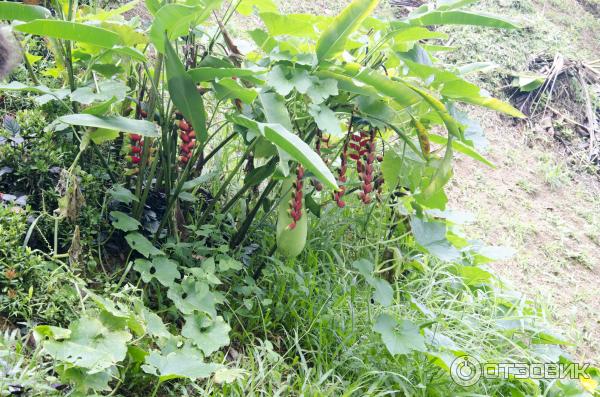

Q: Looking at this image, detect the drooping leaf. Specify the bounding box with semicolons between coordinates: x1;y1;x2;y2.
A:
428;134;494;167
15;20;122;48
125;232;164;258
213;78;257;104
0;1;50;21
110;211;141;232
316;0;378;62
259;12;329;38
373;314;426;355
402;9;520;29
59;114;159;137
230;115;338;190
165;39;208;141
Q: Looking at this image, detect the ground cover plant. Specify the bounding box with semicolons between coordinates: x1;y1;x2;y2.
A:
0;0;599;395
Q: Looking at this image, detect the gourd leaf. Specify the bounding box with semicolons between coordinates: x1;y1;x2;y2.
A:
142;348;221;381
373;314;426;355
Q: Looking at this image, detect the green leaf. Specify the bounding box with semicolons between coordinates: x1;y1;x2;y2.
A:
244;160;276;187
188;67;265;84
237;0;277;15
43;317;132;373
82;98;118;117
308;104;343;137
125;232;164;258
15;20;122;48
403;9;520;29
58;114;159;137
182;172;218;191
110;211;141;232
167;277;218;317
213;78;257;104
390;26;448;42
352;258;374;278
182;315;231;355
342;63;422;109
134;257;180;287
410;217;459;261
86;128;119;144
0;1;50;21
316;0;378;62
258;91;293;130
368;277;394;306
165;39;208;141
149;2;222;53
142;348;221;381
428;134;494;167
213;367;247;384
306;77;338;104
108;185;139;204
266;65;312;97
259;12;328;38
230;115;338;190
373;314;426;355
70;80;127;105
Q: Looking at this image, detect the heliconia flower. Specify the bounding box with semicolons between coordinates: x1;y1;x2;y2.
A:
178;117;196;166
131;146;142;154
357;128;376;205
288;165;304;230
130;134;142;142
131;156;141;164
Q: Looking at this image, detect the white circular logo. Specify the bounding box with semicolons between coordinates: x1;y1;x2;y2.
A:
450;355;482;387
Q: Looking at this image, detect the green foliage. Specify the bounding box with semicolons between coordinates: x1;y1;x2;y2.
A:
0;0;592;395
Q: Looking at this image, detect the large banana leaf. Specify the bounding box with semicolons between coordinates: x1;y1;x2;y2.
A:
165;40;208;141
315;0;378;62
0;1;50;21
15;20;122;48
341;63;422;108
401;10;519;29
59;114;160;137
149;1;221;53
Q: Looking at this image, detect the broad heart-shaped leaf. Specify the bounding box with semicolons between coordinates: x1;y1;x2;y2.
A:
70;80;127;105
110;211;141;232
316;0;378;62
165;39;208;142
59;114;159;137
229;115;338;190
43;317;132;374
368;277;394;306
125;232;164;258
15;20;121;48
402;9;520;29
373;314;426;356
108;185;139;205
410;217;460;261
143;348;221;381
308;104;343;138
149;1;222;53
134;257;180;287
0;1;50;21
167;277;218;317
182;315;231;355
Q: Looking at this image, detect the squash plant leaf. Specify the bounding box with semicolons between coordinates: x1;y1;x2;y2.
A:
182;315;231;356
109;211;141;232
142;348;221;381
373;314;426;355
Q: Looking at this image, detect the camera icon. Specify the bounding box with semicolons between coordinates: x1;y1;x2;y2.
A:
450;355;482;386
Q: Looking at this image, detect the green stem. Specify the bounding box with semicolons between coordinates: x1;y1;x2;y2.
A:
198;139;257;226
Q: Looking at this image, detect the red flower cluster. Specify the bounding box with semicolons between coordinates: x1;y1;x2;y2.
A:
357;129;376;205
129;134;143;166
178;119;196;165
312;131;327;192
287;165;304;230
